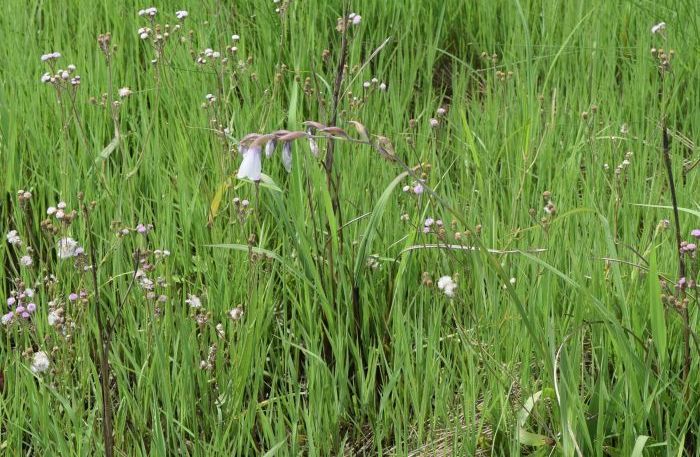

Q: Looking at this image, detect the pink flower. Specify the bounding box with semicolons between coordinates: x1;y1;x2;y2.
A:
136;223;153;235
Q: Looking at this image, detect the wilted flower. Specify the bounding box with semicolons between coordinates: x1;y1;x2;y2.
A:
31;351;50;374
138;6;157;17
678;277;687;290
136;223;153;235
229;306;244;320
185;294;202;308
1;312;13;325
437;275;457;297
40;52;61;62
48;310;61;326
154;249;170;259
57;237;81;259
6;230;22;246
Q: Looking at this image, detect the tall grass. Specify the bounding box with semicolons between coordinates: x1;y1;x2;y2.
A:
1;0;700;455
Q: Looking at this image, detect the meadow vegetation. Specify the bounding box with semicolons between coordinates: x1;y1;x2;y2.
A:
1;0;700;455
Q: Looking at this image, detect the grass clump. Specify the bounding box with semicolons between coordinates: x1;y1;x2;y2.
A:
1;0;700;455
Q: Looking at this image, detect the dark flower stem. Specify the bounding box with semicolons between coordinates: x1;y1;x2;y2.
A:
83;203;114;457
663;124;691;383
325;1;349;231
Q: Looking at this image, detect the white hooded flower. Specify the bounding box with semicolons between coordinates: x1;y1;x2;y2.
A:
282;142;293;173
265;139;277;158
237;144;263;181
31;351;50;374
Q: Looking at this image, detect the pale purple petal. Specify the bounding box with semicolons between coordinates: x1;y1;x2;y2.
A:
309;137;319;157
265;140;276;158
282;142;293;173
237;145;262;181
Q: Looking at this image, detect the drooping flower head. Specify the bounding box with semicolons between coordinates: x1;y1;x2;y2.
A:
276;130;308;173
236;133;267;182
303;121;327;157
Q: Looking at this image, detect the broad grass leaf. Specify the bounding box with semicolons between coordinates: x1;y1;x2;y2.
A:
353;171;408;280
631;435;650;457
95;131;120;163
648;248;667;366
